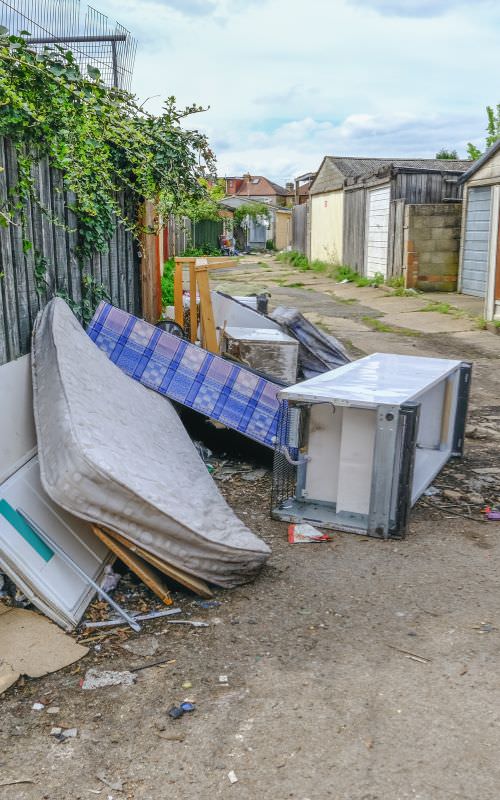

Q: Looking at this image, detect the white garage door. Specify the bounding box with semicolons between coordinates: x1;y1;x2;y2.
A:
366;186;390;278
461;186;492;297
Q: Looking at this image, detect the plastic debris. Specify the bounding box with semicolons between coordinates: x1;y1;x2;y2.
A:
182;681;193;689
84;607;182;628
482;506;500;520
288;523;331;544
122;635;159;657
46;706;60;715
424;485;440;497
81;669;137;690
168;705;184;720
228;770;238;784
194;599;221;609
31;702;45;711
100;564;121;593
180;702;196;713
219;675;229;684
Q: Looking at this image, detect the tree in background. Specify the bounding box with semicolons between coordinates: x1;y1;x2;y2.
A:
436;148;458;159
467;104;500;160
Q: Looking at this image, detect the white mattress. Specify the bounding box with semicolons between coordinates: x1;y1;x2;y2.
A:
32;299;270;588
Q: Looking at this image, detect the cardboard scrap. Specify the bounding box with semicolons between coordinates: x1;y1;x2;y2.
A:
0;603;88;694
288;523;331;544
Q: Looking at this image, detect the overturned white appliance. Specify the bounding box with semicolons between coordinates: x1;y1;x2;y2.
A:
272;353;471;538
32;299;270;587
0;354;111;629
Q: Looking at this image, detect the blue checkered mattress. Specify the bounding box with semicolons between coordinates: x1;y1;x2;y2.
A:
87;302;281;448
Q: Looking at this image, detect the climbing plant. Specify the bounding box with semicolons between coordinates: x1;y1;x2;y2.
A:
233;202;271;227
0;27;216;311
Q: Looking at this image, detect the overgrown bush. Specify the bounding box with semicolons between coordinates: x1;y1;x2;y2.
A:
181;244;220;257
161;258;175;308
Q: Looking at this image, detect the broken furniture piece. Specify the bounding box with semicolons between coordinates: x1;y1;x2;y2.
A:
88;301;282;449
34;299;271;588
221;326;299;385
0;354;112;630
173;257;238;351
269;306;351;378
272;353;471;538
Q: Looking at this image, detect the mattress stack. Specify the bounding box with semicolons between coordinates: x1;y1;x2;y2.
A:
32;299;271;588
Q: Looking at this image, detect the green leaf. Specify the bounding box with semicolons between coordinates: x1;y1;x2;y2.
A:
19;30;32;36
87;65;101;80
0;25;8;36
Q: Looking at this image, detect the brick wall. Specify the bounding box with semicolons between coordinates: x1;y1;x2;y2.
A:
405;203;462;292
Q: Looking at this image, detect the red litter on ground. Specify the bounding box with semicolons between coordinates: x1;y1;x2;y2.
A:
288;523;332;543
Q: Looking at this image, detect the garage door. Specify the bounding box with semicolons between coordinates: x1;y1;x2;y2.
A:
366;186;390;277
461;186;492;297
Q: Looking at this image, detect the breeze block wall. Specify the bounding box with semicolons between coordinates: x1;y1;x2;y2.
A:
405;203;462;292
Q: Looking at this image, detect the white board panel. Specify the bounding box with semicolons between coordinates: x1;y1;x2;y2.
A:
0;355;37;483
336;408;376;515
0;457;111;630
304;403;342;503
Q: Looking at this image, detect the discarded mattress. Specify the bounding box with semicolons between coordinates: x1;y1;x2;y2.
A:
87;301;282;449
32;299;271;588
269;306;350;379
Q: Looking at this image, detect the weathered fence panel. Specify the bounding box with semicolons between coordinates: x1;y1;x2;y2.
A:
192;219;223;251
292;203;307;254
0;136;141;366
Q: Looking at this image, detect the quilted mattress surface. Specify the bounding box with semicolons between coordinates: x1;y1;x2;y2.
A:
32;299;270;587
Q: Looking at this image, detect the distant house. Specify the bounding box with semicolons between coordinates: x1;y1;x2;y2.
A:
308;156;470;281
219;195;291;251
294;171;316;205
458;142;500;320
223;175;293;207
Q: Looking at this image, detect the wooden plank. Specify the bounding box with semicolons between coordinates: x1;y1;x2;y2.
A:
91;525;173;606
49;167;69;295
140;200;161;323
195;266;218;353
64;189;82;308
100;527;213;598
189;262;197;342
173;259;184;327
0;139;20;361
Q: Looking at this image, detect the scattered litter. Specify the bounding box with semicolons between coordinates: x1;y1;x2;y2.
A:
228;770;238;784
164;619;209;628
96;773;123;792
386;644;431;663
241;468;268;482
219;674;229;684
122;635;159;657
0;780;35;788
288;523;331;543
180;701;196;713
194;600;221;609
50;727;62;736
60;727;78;739
100;565;121;593
182;681;193;689
32;702;45;711
84;607;182;629
423;485;440;497
473;622;496;633
130;657;175;673
46;706;60;714
168;705;184;720
483;506;500;521
81;669;137;690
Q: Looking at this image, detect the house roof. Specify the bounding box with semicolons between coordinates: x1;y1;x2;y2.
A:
219;195;290;213
235;176;292;197
310;156;471;194
458;140;500;183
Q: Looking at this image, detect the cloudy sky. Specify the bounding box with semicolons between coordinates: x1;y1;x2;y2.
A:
96;0;499;185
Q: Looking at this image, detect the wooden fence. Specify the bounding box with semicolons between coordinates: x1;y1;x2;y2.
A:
0;137;141;366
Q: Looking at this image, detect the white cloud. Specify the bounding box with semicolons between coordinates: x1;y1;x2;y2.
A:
95;0;498;182
349;0;493;17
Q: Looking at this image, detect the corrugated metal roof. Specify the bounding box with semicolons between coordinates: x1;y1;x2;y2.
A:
310;156;471;194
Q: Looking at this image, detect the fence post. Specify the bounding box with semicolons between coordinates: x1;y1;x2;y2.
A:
140;200;162;323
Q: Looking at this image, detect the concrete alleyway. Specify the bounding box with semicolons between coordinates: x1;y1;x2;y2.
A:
1;258;500;800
